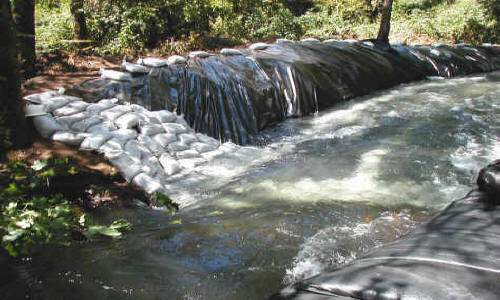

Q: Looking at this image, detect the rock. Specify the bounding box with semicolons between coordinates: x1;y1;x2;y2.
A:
137;57;168;68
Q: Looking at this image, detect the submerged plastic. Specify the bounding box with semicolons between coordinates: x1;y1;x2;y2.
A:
270;163;500;300
66;41;500;144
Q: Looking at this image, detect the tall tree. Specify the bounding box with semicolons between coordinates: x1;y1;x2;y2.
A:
376;0;393;43
0;0;29;152
70;0;87;39
11;0;36;79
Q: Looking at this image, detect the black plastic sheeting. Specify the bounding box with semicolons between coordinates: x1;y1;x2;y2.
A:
269;161;500;300
69;41;500;144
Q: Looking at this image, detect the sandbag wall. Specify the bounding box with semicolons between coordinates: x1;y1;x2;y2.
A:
68;41;500;145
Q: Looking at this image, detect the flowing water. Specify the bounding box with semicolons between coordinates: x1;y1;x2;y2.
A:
4;72;499;300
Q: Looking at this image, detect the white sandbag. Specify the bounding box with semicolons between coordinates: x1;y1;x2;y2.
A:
141;156;162;177
71;115;102;132
196;133;221;147
69;100;90;111
167;141;189;153
99;138;123;155
159;153;182;176
54;112;89;130
167;55;187;65
52;105;86;117
131;173;164;194
51;131;89;146
100;105;132;121
80;133;112;151
163;123;187;135
121;60;150;74
23;90;61;104
106;151;143;182
154;110;177;123
189;51;211;58
86;102;116;114
86;120;117;133
43;96;81;113
99;68;133;82
153;133;177;148
200;148;226;160
249;42;269;50
301;38;320;43
25;104;47;117
124;140;142;162
98;98;120;106
323;39;340;44
190;142;217;153
139;124;165;136
177;157;206;169
344;39;358;44
137;57;168;68
361;41;375;48
276;38;294;44
130;104;149;114
175;149;200;160
31;115;64;139
110;129;138;146
138;134;164;156
220;48;243;56
178;133;198;145
114;112;143;129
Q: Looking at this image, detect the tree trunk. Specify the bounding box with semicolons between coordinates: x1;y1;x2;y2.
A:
11;0;36;79
376;0;393;43
0;0;30;151
70;0;87;40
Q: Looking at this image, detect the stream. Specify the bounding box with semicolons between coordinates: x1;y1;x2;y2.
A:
4;71;500;300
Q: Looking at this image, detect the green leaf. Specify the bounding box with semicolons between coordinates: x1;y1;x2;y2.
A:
31;160;48;171
86;225;122;238
3;228;25;242
169;219;182;225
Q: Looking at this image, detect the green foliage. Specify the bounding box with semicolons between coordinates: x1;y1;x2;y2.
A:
0;158;132;257
34;0;498;54
149;191;179;212
35;0;74;51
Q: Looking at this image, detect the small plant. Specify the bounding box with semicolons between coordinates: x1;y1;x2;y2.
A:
149;191;179;212
0;158;133;257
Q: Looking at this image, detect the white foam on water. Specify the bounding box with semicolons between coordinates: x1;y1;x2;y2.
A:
283;210;418;284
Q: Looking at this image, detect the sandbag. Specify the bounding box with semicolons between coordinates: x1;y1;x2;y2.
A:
100;69;133;82
51;131;88;146
159;153;182;176
31;115;64;138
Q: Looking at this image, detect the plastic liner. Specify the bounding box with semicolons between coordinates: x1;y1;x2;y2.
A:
65;42;500;145
270;163;500;300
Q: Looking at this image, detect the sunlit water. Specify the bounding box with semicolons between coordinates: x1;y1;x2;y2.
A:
3;72;499;300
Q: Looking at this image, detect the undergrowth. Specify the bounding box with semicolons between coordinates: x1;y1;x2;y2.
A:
0;158;135;257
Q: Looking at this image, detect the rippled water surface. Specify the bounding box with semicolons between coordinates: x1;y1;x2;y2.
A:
4;72;499;300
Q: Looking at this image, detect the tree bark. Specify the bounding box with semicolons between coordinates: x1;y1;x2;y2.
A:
376;0;393;43
0;0;30;151
70;0;87;40
11;0;36;79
